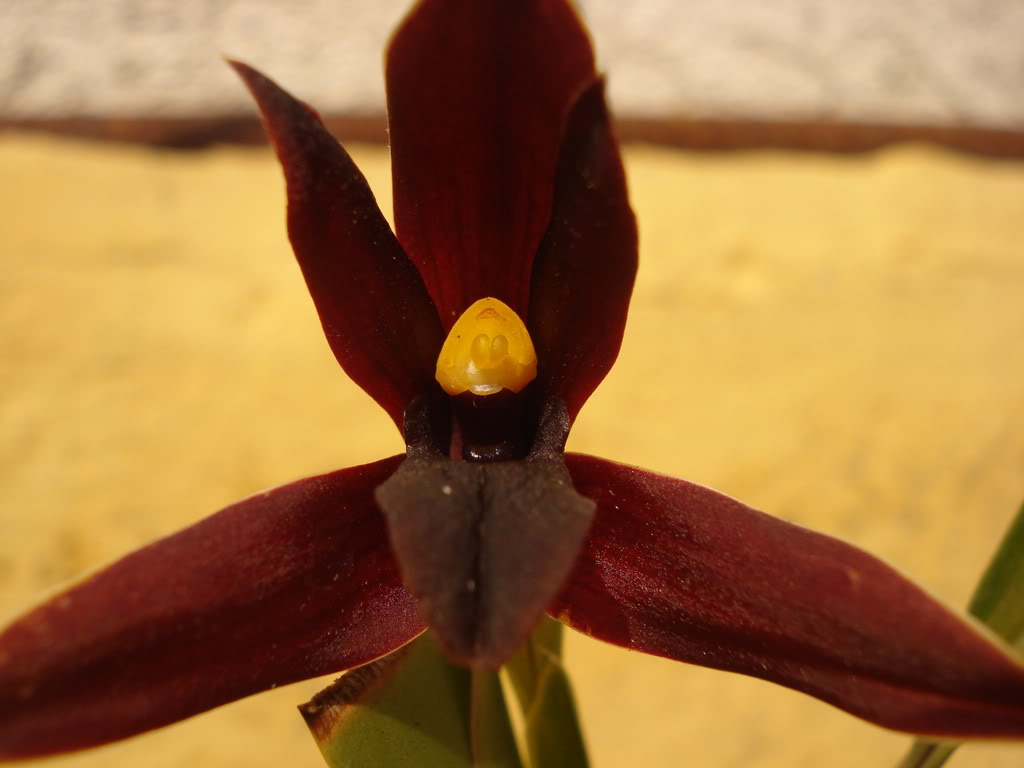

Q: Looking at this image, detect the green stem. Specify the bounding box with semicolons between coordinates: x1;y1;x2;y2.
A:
505;618;589;768
470;668;523;768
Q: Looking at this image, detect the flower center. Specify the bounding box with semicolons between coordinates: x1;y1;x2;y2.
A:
435;297;537;396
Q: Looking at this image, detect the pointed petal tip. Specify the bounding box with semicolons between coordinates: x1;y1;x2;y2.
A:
227;58;324;129
557;454;1024;741
0;457;420;759
424;625;514;672
225;57;272;99
429;637;503;672
225;54;443;431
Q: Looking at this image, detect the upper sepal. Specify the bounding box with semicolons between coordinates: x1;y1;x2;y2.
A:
386;0;596;326
230;60;444;431
554;454;1024;739
0;456;421;759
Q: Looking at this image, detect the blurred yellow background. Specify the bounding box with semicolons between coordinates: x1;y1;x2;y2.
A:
1;134;1023;767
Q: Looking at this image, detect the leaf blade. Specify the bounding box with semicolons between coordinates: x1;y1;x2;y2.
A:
302;633;473;768
967;501;1024;641
304;633;523;768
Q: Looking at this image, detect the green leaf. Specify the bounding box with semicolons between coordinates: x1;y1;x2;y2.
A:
300;632;521;768
898;500;1024;768
965;500;1024;646
506;618;589;768
896;742;957;768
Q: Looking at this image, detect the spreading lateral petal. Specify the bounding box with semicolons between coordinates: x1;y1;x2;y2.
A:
0;456;421;759
554;453;1024;739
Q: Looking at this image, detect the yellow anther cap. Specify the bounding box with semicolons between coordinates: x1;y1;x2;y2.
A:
435;298;538;396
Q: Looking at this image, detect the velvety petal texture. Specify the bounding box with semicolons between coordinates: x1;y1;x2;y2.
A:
376;454;595;669
554;454;1024;739
386;0;596;326
231;61;444;431
528;79;638;422
0;457;421;759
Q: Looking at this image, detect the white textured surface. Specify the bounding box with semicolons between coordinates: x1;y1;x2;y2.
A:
1;0;1023;126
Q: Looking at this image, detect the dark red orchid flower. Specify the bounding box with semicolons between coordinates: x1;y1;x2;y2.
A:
4;0;1024;760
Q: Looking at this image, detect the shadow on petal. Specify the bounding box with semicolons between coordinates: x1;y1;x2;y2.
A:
0;456;421;759
554;453;1024;739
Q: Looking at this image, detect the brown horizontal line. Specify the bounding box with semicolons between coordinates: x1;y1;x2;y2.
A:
0;115;386;148
616;118;1024;158
3;115;1024;158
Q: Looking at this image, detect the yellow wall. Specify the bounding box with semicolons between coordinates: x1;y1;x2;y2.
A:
1;135;1023;767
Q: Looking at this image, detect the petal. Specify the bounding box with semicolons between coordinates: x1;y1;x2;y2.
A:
554;454;1024;739
231;61;444;430
0;456;421;759
528;80;638;422
375;455;595;668
386;0;596;327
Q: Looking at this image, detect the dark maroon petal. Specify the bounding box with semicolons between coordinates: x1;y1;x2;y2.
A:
554;454;1024;739
528;80;638;422
376;455;595;668
386;0;596;327
230;60;444;430
0;456;421;759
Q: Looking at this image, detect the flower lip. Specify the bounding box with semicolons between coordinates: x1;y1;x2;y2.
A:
377;399;593;668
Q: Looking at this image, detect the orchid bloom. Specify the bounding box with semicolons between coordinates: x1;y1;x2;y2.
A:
4;0;1024;761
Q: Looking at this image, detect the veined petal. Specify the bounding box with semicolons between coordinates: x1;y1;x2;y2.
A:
528;80;638;423
386;0;596;327
554;454;1024;739
231;61;444;431
0;456;421;759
